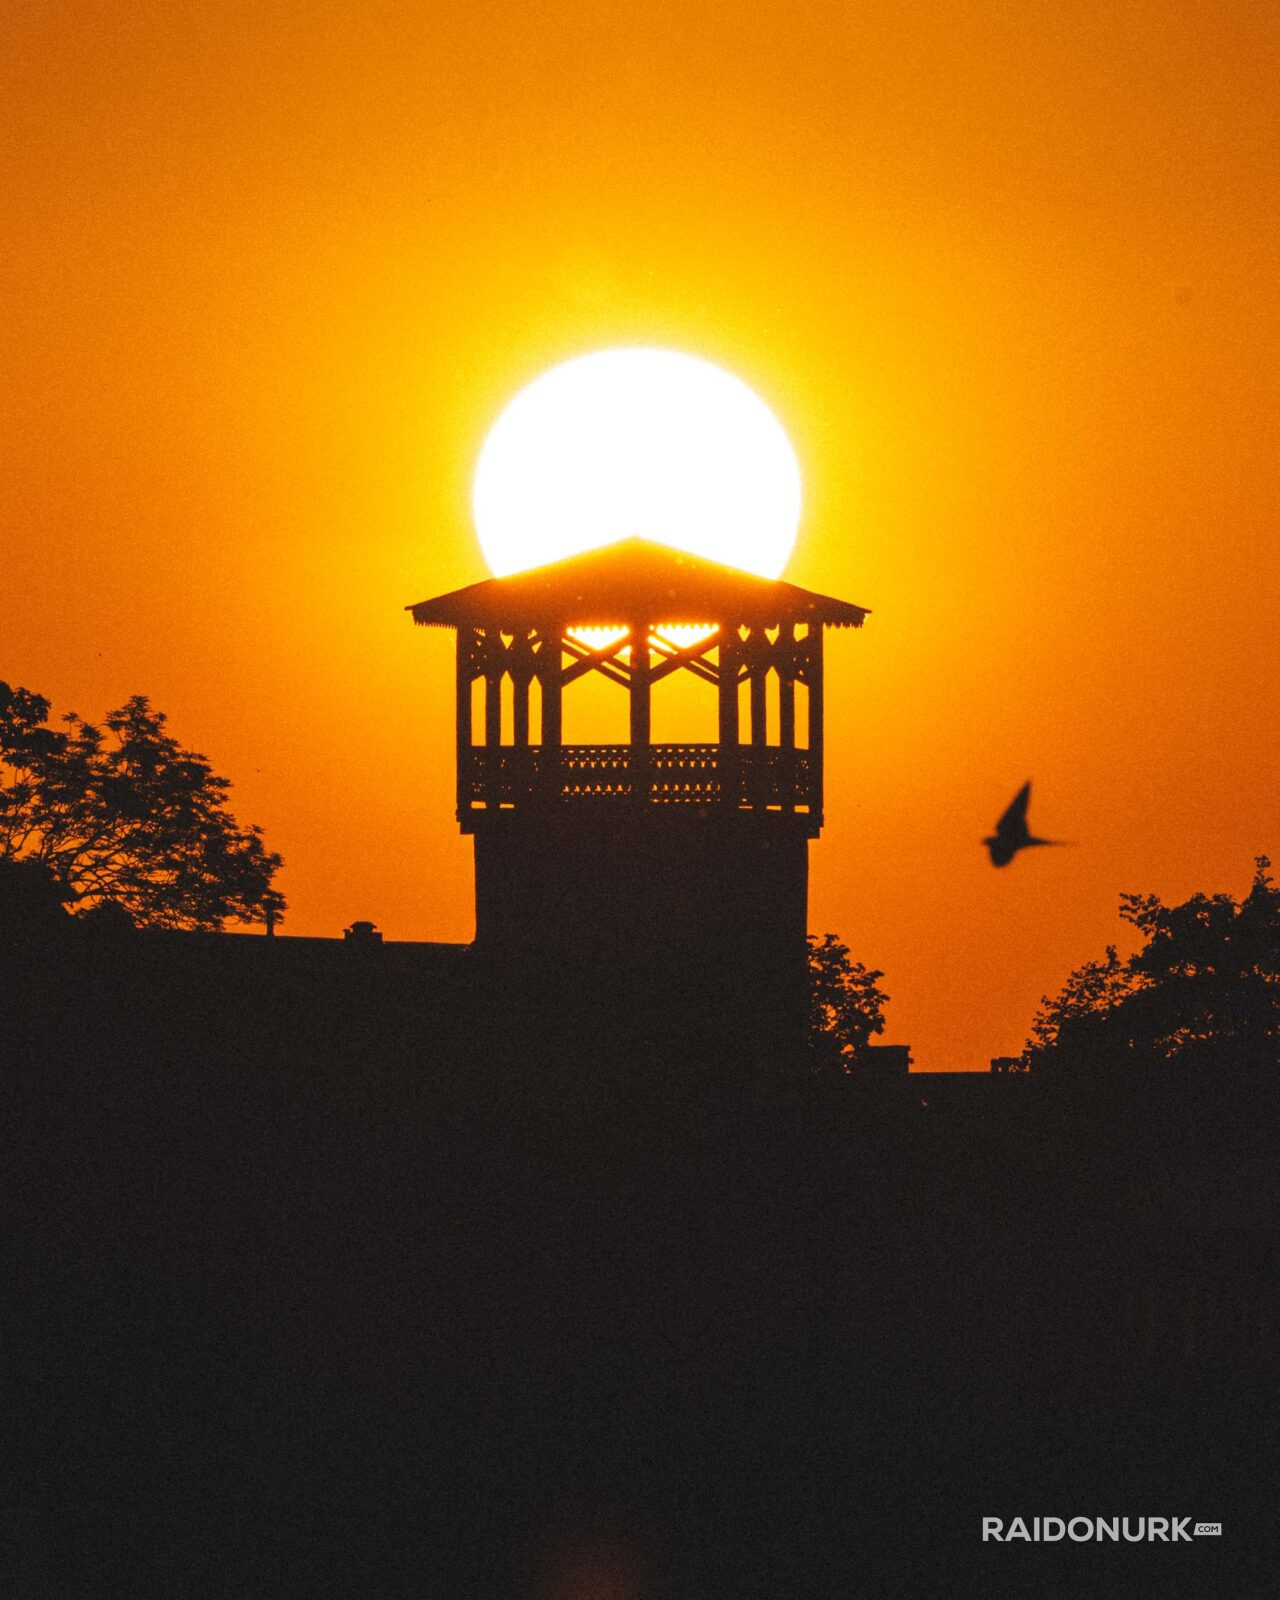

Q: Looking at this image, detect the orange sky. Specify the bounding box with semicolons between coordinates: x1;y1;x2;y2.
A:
3;1;1277;1068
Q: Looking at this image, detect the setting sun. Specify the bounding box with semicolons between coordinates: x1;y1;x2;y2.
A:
472;348;802;578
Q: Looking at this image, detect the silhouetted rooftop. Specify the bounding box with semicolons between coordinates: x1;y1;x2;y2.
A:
408;538;869;630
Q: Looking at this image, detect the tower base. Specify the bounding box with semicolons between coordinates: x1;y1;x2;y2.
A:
470;810;810;1068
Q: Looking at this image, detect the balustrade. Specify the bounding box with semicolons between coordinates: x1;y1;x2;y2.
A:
461;743;815;813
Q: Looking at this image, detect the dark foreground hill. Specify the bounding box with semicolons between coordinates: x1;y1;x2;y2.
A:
1;927;1276;1597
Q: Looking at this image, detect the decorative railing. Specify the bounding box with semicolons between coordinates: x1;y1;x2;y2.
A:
461;743;816;813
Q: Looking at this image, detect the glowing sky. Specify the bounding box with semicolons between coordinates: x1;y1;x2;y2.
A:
2;0;1277;1067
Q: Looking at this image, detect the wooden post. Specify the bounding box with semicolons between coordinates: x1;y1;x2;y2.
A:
717;626;739;744
809;626;824;826
778;643;796;747
539;623;562;806
456;629;473;820
718;624;739;810
511;630;532;805
513;631;530;748
745;627;766;808
483;632;502;809
630;620;651;803
779;626;797;808
540;625;562;747
749;630;768;749
484;634;502;748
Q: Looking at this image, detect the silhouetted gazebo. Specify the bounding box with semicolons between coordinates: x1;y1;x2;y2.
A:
409;538;868;1060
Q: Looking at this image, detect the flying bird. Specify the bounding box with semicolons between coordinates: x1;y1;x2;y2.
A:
984;781;1061;867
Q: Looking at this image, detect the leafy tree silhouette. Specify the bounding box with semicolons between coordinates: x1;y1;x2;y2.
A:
0;681;284;931
806;933;889;1073
1027;856;1279;1074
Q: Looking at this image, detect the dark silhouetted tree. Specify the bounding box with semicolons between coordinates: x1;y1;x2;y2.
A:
1026;857;1279;1074
0;681;284;931
806;933;889;1073
0;854;74;949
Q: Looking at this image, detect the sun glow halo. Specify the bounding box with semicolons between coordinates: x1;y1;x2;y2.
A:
472;349;802;579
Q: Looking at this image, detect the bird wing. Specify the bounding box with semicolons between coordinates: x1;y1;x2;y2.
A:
996;781;1032;837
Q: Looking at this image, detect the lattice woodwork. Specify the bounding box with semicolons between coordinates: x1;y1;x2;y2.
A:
461;743;817;822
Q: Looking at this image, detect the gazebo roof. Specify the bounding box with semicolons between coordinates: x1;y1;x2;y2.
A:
408;538;869;631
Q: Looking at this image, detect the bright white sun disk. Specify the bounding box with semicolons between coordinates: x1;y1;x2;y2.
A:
472;348;802;578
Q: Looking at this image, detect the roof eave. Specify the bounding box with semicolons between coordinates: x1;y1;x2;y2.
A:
409;604;869;629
